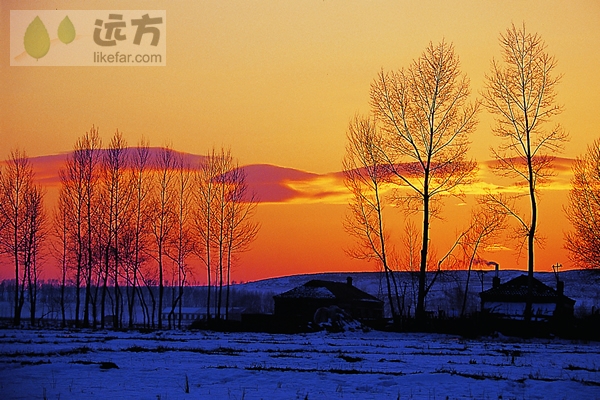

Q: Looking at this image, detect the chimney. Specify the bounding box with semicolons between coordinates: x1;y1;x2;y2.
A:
347;277;353;286
493;276;500;289
489;261;500;288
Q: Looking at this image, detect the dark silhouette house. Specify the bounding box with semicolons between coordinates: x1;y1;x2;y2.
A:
480;274;575;320
273;277;383;325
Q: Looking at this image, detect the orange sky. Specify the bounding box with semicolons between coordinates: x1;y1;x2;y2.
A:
1;1;600;282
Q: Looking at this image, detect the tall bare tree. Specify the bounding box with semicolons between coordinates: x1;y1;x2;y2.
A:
0;149;37;325
212;150;233;320
74;129;103;328
482;23;568;320
22;183;46;325
369;41;479;321
193;149;219;322
565;139;600;269
343;115;401;320
101;131;131;329
125;139;152;328
223;164;259;319
150;146;176;329
166;154;195;328
58;127;102;327
52;188;71;327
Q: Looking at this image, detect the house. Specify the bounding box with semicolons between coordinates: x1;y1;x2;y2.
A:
479;274;575;320
273;277;384;325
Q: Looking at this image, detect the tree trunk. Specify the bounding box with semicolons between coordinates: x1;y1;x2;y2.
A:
158;246;164;329
416;194;430;322
13;245;20;326
525;179;537;323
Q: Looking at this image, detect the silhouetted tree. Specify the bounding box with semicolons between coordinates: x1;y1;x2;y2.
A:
482;23;568;320
223;164;259;319
58;127;102;327
343;115;402;319
81;130;102;328
369;41;479;321
23;184;46;325
193;149;219;321
565;139;600;269
51;189;70;327
150;146;176;329
100;131;131;329
0;149;39;325
125;139;152;328
166;154;194;328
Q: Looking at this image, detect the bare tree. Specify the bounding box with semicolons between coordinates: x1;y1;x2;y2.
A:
125;139;152;328
369;41;479;321
150;146;176;329
223;164;259;319
565;139;600;269
100;131;131;329
58;127;102;327
80;130;102;328
166;154;195;328
23;184;46;325
0;149;37;325
59;156;84;327
212;150;233;320
52;188;71;327
483;23;568;320
342;115;401;320
193;149;219;322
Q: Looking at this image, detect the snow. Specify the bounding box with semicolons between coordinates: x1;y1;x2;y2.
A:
277;286;336;299
1;328;599;399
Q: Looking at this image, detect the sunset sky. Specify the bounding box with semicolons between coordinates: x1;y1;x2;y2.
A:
1;1;600;283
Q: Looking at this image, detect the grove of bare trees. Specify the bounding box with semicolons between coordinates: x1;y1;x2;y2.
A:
0;128;258;328
193;148;259;322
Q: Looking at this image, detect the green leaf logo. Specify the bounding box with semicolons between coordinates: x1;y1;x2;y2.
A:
24;16;50;60
58;16;76;44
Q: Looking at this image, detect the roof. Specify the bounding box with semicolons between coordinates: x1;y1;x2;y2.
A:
480;275;575;304
274;279;382;303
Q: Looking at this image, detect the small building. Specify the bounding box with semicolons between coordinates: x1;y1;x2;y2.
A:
480;274;575;320
273;277;383;325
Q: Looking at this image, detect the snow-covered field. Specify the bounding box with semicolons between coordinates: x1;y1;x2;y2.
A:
1;328;599;399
